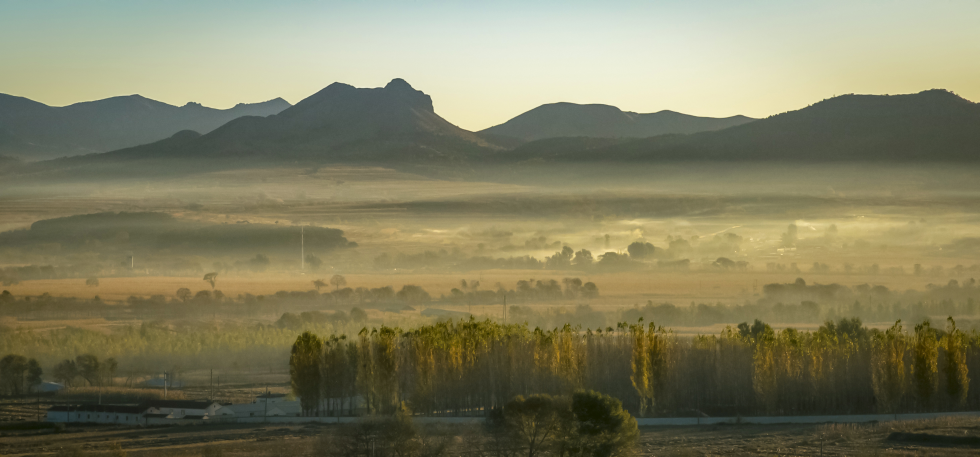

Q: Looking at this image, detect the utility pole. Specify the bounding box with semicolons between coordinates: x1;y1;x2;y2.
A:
164;371;168;400
264;386;269;422
209;369;213;401
301;226;304;271
502;295;507;323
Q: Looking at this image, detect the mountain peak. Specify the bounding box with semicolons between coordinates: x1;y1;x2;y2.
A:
385;78;414;91
383;78;433;112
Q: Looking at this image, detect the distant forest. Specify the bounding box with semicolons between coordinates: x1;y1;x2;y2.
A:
0;212;355;279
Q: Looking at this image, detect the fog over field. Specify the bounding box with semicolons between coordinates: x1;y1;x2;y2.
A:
4;162;980;358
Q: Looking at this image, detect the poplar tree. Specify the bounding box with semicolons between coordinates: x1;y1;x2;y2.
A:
942;317;970;407
628;322;650;416
912;321;939;410
646;322;673;415
752;324;778;414
290;331;323;416
872;320;907;413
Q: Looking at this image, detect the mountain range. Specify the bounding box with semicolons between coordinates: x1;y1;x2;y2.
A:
3;80;980;175
528;89;980;163
480;102;754;141
0;93;290;159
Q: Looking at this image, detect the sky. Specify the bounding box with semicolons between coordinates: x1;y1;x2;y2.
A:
2;0;980;131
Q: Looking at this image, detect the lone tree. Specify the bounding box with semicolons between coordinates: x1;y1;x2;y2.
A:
501;391;638;457
330;274;347;291
570;390;638;457
203;272;218;290
313;279;327;292
626;241;656;260
176;288;192;302
305;254;323;271
503;394;571;457
85;278;99;287
76;354;101;386
290;331;323;416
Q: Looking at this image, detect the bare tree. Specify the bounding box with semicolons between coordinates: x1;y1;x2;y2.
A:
203;272;218;290
313;279;327;292
330;274;347;291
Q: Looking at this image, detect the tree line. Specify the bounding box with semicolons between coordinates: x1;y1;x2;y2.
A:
51;354;119;388
0;354;43;395
290;316;979;418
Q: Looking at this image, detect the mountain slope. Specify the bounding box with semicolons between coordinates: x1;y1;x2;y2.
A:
480;102;754;141
519;89;980;162
96;78;498;164
0;93;291;159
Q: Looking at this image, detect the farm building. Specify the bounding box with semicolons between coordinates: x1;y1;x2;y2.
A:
46;404;146;424
141;400;222;419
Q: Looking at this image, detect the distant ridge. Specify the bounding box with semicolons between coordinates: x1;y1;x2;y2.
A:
513;89;980;162
93;78;498;164
480;102;754;141
0;93;291;159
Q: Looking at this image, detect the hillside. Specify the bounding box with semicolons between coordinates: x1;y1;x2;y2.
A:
481;102;754;141
0;93;291;159
83;78;500;166
519;89;980;162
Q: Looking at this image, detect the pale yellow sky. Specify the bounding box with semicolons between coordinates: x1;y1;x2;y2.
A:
2;1;979;131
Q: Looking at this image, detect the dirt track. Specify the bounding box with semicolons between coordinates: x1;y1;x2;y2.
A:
3;418;980;456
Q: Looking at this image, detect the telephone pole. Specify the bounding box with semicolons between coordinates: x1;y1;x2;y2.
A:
502;295;507;324
301;226;305;271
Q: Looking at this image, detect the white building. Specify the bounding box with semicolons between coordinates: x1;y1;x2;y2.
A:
47;405;146;424
214;402;294;418
141;400;222;419
47;401;220;425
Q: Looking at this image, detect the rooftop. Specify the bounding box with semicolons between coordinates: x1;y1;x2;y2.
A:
140;400;217;410
48;404;145;414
